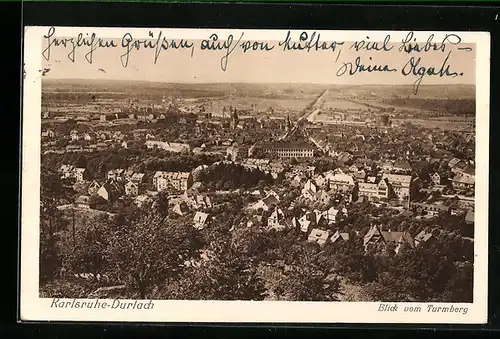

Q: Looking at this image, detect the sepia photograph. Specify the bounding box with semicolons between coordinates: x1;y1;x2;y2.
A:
21;27;489;323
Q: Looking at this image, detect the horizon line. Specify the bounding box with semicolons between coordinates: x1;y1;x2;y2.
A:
42;78;476;87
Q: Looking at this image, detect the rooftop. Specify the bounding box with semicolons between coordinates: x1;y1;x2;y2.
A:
258;142;315;150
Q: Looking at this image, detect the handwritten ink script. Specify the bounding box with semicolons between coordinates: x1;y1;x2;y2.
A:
41;27;473;94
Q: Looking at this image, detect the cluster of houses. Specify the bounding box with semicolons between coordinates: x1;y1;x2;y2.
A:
235;187;436;255
60;164;197;211
42;129;132;154
60;165;92;182
448;158;475;190
62;166;147;208
287;166;414;204
241;158;286;179
363;225;434;255
168;190;215;230
68;129;126;142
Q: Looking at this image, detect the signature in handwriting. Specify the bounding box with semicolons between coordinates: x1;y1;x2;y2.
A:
401;51;463;94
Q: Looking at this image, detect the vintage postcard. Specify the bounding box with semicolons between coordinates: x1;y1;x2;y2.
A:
21;26;489;323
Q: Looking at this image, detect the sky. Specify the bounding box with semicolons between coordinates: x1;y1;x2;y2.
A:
41;36;476;86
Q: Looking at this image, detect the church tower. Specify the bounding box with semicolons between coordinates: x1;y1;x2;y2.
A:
286;114;292;132
231;108;239;130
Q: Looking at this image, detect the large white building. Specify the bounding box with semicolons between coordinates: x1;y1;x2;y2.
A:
145;140;190;153
325;172;355;192
382;173;412;200
253;142;315;158
358;179;389;199
153;171;192;191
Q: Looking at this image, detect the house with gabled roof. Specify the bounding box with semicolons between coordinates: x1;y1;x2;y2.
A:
465;209;475;224
411;202;449;216
448;157;462;169
302;179;317;194
298;211;322;233
393;161;412;173
456;165;475;178
130;173;145;184
267;208;286;231
134;194;152;208
348;164;359;173
354;157;372;170
107;169;126;181
41;129;55;139
315;174;328;188
315;190;332;205
337;152;353;164
70;129;79;141
308;229;330;246
325;172;355;192
181;190;212;209
330;230;350;244
60;164;75;178
291;174;306;187
452;173;475;189
414;230;434;247
363;225;415;254
124;169;135;179
250;193;279;212
358;178;389;200
195;194;212;209
113;131;125;141
172;202;190;216
125;180;139;196
353;170;367;182
382;173;412;200
193;211;210;230
302;189;316;202
322;207;339;225
72;168;91;182
97;180;123;202
381;161;394;172
87;180;102;196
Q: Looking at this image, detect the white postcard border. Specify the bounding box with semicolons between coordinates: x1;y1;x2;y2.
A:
21;26;490;324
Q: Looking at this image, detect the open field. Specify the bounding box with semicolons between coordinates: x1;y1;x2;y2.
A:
205;97;311;117
321;99;370;111
392;118;475;131
43;80;474;100
321;84;475;100
43;79;326;101
43;80;475;120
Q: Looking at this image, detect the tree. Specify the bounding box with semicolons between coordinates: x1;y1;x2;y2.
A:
40;222;63;284
40;167;74;283
165;242;267;300
443;263;473;303
153;191;169;220
62;214;111;276
273;244;342;301
104;213;203;299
